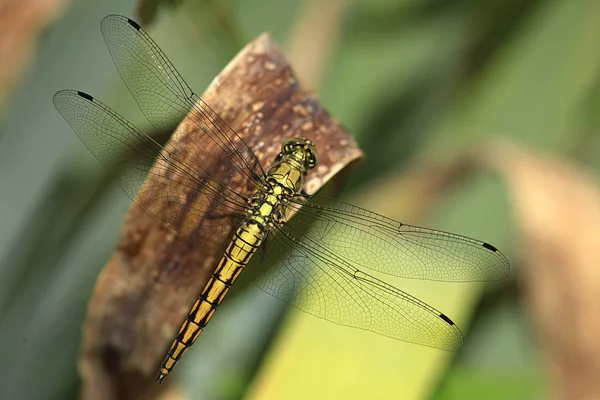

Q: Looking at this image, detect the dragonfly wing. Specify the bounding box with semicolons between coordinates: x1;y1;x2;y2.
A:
253;221;464;350
53;90;247;237
100;14;265;185
284;195;510;282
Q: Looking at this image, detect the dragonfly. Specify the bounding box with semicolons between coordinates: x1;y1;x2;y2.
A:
53;15;510;384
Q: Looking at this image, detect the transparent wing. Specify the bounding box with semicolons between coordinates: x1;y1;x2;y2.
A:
100;14;265;185
282;195;510;282
253;219;464;350
53;90;248;237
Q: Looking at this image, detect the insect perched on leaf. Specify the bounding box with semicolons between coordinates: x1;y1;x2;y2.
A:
54;15;510;383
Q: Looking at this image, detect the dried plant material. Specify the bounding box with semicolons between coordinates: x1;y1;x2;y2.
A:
0;0;65;114
79;33;361;400
287;0;345;89
483;142;600;400
386;141;600;399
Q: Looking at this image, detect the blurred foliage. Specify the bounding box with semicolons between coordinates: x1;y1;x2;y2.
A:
1;0;599;399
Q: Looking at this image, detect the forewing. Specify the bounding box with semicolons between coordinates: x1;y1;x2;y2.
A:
284;195;510;282
100;14;265;185
253;221;464;350
53;90;248;237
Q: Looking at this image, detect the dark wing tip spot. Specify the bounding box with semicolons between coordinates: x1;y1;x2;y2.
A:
77;91;93;101
439;313;455;326
127;18;141;30
482;242;498;252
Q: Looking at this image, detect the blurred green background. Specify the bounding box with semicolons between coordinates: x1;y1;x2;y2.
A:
1;0;600;399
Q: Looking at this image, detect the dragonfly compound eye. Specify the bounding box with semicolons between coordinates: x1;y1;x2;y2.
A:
305;148;317;169
281;137;318;170
303;140;318;170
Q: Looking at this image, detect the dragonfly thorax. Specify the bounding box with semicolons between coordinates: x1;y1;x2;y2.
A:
264;137;317;194
246;138;317;229
247;185;287;228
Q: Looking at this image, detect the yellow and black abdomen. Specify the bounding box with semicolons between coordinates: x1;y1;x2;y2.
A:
156;143;309;383
156;219;265;382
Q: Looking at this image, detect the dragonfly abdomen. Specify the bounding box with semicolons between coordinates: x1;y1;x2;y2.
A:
155;140;313;382
156;219;265;383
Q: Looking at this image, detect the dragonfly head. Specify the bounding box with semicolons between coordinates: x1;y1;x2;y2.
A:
282;137;318;171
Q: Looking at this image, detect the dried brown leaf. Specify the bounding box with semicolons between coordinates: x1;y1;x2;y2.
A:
0;0;65;115
484;142;600;400
364;140;600;398
79;34;361;400
287;0;345;89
